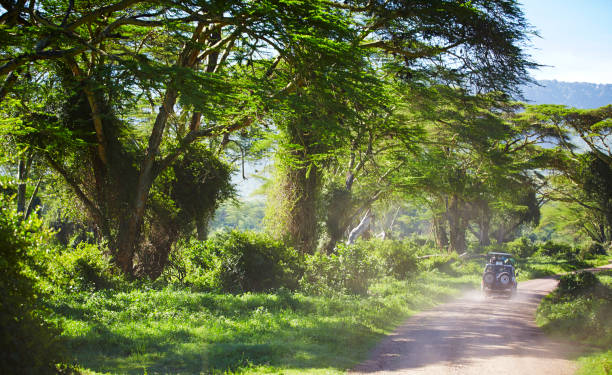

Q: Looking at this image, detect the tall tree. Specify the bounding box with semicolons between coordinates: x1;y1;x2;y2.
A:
522;105;612;244
0;0;362;276
269;0;536;253
390;89;552;251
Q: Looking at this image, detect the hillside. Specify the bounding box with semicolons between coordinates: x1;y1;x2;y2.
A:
521;80;612;109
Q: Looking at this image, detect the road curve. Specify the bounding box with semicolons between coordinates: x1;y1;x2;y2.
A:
350;266;611;375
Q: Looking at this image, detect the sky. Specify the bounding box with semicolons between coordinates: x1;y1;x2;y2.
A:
520;0;612;84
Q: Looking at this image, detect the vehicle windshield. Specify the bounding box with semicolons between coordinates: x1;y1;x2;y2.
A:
487;254;515;266
484;264;515;275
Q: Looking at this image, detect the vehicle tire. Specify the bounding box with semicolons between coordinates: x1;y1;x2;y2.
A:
498;272;511;285
482;272;495;286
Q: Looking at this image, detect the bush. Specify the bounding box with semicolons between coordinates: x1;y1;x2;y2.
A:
300;241;383;295
0;200;67;374
371;239;419;279
578;241;607;260
507;237;538;259
557;271;602;297
419;252;459;275
47;243;122;293
172;230;302;293
538;271;612;349
538;241;577;259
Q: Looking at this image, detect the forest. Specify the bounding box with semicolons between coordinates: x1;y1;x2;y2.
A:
0;0;611;374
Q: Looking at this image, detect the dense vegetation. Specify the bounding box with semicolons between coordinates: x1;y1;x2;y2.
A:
537;271;612;375
48;263;479;374
0;0;611;374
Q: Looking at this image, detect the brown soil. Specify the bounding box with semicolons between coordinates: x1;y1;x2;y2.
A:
350;264;612;375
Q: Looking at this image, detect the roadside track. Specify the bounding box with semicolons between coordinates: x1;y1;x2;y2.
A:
350;263;612;375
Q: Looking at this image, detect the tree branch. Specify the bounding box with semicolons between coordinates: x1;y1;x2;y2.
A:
157;115;256;174
45;155;103;223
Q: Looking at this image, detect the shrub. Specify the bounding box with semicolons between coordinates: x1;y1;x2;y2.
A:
507;237;538;259
578;241;607;260
0;200;67;374
300;241;383;295
538;271;612;349
419;252;459;275
174;230;302;293
557;271;602;297
468;243;507;255
538;240;576;259
371;239;419;279
47;243;122;293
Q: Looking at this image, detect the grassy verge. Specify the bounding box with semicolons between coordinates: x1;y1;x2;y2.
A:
49;272;478;375
516;254;610;281
536;270;612;375
47;245;607;375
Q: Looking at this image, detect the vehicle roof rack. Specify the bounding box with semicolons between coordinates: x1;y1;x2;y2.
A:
486;252;513;257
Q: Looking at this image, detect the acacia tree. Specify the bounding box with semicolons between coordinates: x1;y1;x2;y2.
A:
385;88;555;252
316;80;424;251
269;0;537;253
522;105;612;245
266;50;390;253
0;0;360;276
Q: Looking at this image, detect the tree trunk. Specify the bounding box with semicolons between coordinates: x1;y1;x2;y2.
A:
447;194;467;253
114;87;179;275
270;116;324;254
16;155;32;214
478;203;491;246
279;161;320;254
24;177;41;220
105;25;205;276
347;209;372;245
16;158;27;213
432;211;449;250
195;213;210;241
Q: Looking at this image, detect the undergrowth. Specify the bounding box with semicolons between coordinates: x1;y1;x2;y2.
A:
515;254;609;281
33;233;609;374
49;272;478;375
537;270;612;375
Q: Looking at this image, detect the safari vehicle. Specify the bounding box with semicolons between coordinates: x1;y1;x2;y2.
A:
481;252;518;298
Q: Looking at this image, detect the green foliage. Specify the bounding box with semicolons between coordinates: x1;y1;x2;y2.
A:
577;350;612;375
506;237;538;259
537;270;612;369
537;240;577;259
419;253;460;275
372;239;420;279
170;144;236;234
515;253;609;281
300;243;382;296
300;239;479;296
169;231;302;293
0;200;67;374
556;271;602;297
49;271;477;375
522;106;612;244
46;243;123;293
210;200;267;233
579;241;608;259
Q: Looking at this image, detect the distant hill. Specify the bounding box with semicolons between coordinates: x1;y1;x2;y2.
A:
520;80;612;109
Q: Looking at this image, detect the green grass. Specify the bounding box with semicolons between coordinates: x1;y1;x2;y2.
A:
49;272;478;375
576;351;612;375
47;252;607;374
537;269;612;375
516;254;610;281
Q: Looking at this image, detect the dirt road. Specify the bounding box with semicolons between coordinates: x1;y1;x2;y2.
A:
350;269;610;375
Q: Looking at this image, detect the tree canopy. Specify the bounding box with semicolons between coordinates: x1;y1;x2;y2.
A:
5;0;609;278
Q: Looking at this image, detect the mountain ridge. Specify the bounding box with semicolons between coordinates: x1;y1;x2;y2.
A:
520;80;612;109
